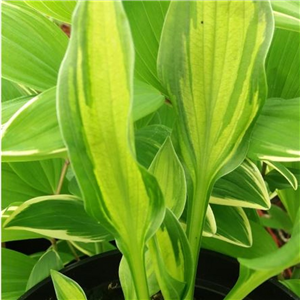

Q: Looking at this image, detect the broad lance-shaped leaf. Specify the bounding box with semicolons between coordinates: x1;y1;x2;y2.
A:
26;249;64;291
51;270;87;300
3;195;112;243
1;87;66;162
25;1;76;24
57;2;164;298
2;2;68;91
149;137;186;218
211;159;270;210
158;0;274;279
248;97;300;162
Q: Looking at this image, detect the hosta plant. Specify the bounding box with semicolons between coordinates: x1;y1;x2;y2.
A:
2;0;300;300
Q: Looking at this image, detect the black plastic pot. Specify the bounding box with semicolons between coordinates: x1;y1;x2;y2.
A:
19;249;298;300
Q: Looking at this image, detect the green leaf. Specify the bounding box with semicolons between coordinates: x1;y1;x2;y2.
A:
26;250;64;290
148;209;193;300
58;0;165;244
25;1;76;24
248;98;300;162
3;195;112;243
1;95;33;124
1;78;29;102
57;3;165;297
132;79;165;121
278;188;300;225
2;159;68;208
211;159;270;210
226;209;300;300
202;220;277;259
135;124;171;168
210;205;252;247
1;87;66;161
266;29;300;99
272;1;300;33
259;204;293;233
2;202;43;242
265;167;300;190
2;248;36;300
264;160;298;190
203;204;217;237
149;138;186;218
51;270;87;300
123;1;170;93
280;279;300;297
2;2;68;91
158;0;274;268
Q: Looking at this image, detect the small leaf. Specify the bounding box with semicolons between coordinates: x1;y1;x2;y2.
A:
51;270;87;300
149;138;186;218
135;124;171;168
26;250;64;290
203;204;217;237
3;195;112;243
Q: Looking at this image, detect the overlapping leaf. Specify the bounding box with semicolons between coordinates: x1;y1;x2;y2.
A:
158;1;274;264
26;250;64;291
2;1;68;90
1;87;66;161
211;159;270;209
123;1;170;93
3;195;112;243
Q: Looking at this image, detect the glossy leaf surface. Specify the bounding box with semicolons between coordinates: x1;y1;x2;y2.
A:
1;78;29;102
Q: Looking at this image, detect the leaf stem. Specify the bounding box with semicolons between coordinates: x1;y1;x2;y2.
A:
126;246;150;300
55;159;70;195
185;179;212;300
66;241;80;262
